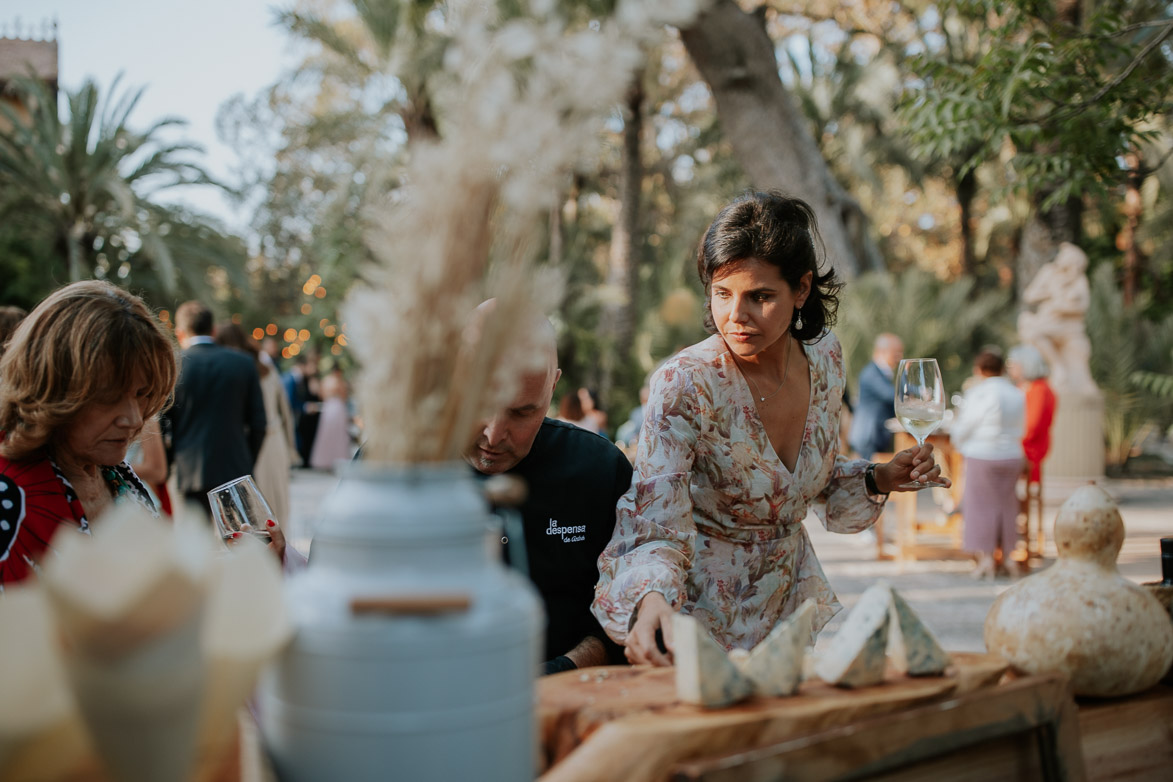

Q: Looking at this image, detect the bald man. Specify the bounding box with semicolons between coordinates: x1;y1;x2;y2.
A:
849;333;904;459
466;315;632;675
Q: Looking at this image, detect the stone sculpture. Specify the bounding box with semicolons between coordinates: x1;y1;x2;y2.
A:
1017;242;1096;396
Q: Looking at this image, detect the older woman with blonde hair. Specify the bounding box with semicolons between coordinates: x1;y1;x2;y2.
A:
0;281;177;586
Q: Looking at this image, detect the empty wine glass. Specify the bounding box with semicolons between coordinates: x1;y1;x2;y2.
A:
208;475;277;546
894;358;949;490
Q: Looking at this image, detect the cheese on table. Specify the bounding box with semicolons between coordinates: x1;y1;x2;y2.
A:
673;614;756;708
815;583;891;688
888;589;951;676
732;598;815;697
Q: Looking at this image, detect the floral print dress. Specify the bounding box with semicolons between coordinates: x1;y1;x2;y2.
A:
591;333;886;651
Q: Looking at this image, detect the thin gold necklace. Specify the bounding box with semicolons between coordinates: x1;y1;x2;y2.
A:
741;336;792;402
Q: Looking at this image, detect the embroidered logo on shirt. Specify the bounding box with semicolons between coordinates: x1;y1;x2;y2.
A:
546;518;586;543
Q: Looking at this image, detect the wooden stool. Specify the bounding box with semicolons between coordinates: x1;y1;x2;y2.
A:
1018;465;1044;561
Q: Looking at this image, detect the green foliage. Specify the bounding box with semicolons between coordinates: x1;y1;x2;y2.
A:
0;75;244;304
1132;367;1173;398
1086;263;1173;465
837;270;1014;397
901;0;1173;212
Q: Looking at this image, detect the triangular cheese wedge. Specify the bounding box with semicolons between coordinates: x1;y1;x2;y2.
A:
673;614;756;708
732;599;816;696
888;589;951;676
815;583;891;688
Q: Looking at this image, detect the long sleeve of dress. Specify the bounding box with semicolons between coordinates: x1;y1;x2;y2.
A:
814;454;885;533
592;362;701;644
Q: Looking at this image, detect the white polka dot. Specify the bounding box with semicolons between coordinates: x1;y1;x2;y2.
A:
0;521;8;531
0;500;11;510
0;480;7;490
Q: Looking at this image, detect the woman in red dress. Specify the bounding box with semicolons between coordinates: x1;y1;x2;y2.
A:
1008;344;1056;483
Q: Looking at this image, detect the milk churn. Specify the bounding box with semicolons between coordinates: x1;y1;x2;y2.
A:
259;462;543;781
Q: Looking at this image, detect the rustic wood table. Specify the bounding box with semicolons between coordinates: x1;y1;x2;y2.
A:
539;657;1173;782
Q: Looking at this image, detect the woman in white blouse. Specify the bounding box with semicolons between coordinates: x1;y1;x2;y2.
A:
950;349;1026;579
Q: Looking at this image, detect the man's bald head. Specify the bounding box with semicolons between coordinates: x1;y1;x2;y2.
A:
873;333;904;371
465;299;562;474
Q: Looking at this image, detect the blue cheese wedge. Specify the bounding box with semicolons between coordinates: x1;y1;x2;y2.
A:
815;583;891;688
888;589;951;676
732;599;816;697
674;614;756;708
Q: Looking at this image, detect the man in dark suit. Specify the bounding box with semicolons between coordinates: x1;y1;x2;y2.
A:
282;353;321;468
165;301;267;515
848;333;904;460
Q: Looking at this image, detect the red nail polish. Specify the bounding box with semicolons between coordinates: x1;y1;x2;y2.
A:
232;532;242;539
267;519;276;527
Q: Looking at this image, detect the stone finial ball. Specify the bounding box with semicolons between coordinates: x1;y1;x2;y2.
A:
1053;484;1124;566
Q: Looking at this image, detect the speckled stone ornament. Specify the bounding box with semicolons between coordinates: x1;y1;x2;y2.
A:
984;485;1173;697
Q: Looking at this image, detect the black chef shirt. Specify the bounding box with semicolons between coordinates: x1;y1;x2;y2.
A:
479;418;632;664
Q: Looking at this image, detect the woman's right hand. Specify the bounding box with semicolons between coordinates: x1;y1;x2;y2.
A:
625;591;676;667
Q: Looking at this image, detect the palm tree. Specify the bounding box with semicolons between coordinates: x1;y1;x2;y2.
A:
0;74;238;293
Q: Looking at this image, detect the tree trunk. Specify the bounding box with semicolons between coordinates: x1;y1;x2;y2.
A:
599;77;645;405
679;0;881;277
956;166;978;277
67;220;86;282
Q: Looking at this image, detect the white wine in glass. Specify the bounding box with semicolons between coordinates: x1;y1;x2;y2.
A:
893;358;949;490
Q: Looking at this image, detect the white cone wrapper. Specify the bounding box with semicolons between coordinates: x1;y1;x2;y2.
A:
0;586;91;781
40;502;210;782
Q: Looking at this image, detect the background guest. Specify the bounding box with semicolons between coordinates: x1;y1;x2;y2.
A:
848;332;903;460
216;322;297;527
127;416;172;516
578;387;608;436
0;305;26;363
950;348;1026;579
309;363;353;471
0;281;175;586
163;302;267;518
283;353;321;467
1007;344;1056;484
557;387;595;432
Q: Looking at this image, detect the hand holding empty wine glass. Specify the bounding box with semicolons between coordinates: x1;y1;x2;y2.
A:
891;358;950;490
208;475;287;561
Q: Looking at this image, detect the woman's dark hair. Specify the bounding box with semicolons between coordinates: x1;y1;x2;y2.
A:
559;391;585;422
696;191;841;341
975;349;1005;377
215;321;268;377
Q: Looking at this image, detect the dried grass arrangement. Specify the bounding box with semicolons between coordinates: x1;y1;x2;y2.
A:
348;0;705;463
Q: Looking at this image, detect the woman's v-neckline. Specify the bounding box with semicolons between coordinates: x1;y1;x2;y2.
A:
728;341;815;476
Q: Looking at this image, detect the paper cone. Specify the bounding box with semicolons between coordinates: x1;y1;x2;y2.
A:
41;507;208;660
195;536;292;772
0;586;91;781
64;608;205;782
40;503;211;782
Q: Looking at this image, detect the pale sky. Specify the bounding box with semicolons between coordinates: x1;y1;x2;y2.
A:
3;0;300;230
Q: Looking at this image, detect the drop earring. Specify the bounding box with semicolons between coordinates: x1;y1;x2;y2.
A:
794;309;804;331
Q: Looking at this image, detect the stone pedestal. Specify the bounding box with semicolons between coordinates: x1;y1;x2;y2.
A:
1044;389;1104;480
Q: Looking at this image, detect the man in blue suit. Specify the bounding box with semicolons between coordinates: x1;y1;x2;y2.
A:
165;301;267;515
848;333;904;460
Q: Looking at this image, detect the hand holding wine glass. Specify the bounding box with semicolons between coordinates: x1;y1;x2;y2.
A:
893;358;950;490
208;475;286;561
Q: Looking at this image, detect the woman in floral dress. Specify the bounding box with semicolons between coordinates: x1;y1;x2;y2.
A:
592;192;947;665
